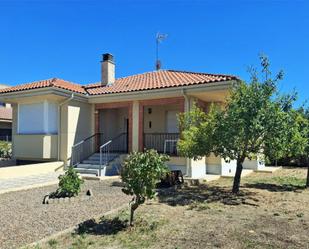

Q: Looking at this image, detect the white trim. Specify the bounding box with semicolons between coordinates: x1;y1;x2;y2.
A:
44;100;48;134
17;103;19;134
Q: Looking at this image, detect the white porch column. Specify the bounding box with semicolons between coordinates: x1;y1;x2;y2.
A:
132;101;139;152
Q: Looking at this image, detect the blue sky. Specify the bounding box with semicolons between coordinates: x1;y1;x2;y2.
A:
0;0;308;105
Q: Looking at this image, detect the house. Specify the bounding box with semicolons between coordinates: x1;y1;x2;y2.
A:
0;53;265;177
0;84;12;141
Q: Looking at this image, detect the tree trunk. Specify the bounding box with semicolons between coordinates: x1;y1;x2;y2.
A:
306;157;309;188
232;158;244;194
129;196;139;226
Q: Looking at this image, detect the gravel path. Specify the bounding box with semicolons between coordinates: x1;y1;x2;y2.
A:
0;179;131;249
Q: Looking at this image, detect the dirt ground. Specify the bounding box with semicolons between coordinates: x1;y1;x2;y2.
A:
25;167;309;249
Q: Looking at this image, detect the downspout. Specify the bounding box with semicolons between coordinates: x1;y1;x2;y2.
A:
182;89;191;177
57;94;74;161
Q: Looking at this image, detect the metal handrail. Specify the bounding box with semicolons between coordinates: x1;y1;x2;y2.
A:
98;132;128;176
143;132;180;155
71;133;103;167
164;139;178;155
99;140;112;176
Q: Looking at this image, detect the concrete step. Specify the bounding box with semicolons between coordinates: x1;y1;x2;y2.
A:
88;153;120;158
76;163;105;170
75;168;100;176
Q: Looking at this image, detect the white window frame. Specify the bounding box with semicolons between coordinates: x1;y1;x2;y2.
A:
17;100;58;135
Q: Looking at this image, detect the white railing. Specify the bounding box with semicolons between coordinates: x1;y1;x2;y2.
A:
164;139;178;156
71;133;103;167
99;140;112;176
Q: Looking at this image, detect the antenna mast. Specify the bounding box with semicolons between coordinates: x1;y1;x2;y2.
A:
156;32;167;70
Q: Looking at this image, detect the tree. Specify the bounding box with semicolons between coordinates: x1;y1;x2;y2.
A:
296;107;309;188
178;55;294;193
121;149;169;225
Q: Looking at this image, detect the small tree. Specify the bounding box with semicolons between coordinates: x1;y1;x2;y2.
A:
178;55;294;194
121;149;169;226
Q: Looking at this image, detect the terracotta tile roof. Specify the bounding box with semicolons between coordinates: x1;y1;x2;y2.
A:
85;70;238;95
0;70;237;96
0;107;12;120
0;78;86;94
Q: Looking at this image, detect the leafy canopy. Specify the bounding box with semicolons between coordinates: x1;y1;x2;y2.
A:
121;149;169;225
178;55;305;192
121;149;169;203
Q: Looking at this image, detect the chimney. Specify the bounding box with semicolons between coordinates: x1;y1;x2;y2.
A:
101;53;115;86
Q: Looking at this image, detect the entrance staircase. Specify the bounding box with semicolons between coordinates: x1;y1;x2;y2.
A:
75;153;127;176
70;132;128;177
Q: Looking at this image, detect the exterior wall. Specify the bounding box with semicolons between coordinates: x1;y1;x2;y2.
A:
243;157;265;170
99;108;128;141
138;97;184;151
143;104;179;133
13;134;58;160
65;100;94;165
206;154;222;175
206;153;237;176
167;156;186;174
221;159;237;176
95;101;133;152
11;98;93;164
190;157;207;178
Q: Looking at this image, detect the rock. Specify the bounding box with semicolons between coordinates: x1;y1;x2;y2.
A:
86;189;93;196
43;195;49;204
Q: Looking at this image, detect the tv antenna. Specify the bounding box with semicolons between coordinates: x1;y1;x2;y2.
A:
156;32;168;70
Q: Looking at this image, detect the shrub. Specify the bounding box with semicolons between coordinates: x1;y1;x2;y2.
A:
54;166;84;197
121;149;169;225
0;141;12;159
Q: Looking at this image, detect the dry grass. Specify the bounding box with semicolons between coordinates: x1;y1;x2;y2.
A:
26;167;309;249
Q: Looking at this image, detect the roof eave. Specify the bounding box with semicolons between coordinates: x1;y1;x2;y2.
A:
0;87;88;103
88;80;236;103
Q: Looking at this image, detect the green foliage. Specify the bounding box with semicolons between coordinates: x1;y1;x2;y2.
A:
0;141;12;158
121;149;169;225
121;149;169;200
55;166;84;197
178;55;302;193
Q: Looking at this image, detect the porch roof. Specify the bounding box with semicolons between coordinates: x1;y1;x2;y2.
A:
0;70;238;96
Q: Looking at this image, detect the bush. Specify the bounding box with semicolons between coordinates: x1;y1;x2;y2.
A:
0;141;12;159
54;166;84;197
121;149;169;225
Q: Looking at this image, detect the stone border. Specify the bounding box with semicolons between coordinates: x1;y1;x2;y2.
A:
43;189;93;204
26;203;129;248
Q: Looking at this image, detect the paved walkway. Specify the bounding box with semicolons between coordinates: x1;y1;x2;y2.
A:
0;172;62;194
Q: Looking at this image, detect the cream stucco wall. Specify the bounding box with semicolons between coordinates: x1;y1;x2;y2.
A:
99;107;128;142
143;104;179;133
14;134;58;160
11;97;94;164
64;100;94;165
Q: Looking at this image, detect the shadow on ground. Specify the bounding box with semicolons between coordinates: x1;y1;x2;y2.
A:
157;184;259;207
76;216;128;236
243;182;306;192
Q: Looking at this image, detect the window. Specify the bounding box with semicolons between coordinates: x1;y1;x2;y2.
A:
18;101;58;134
